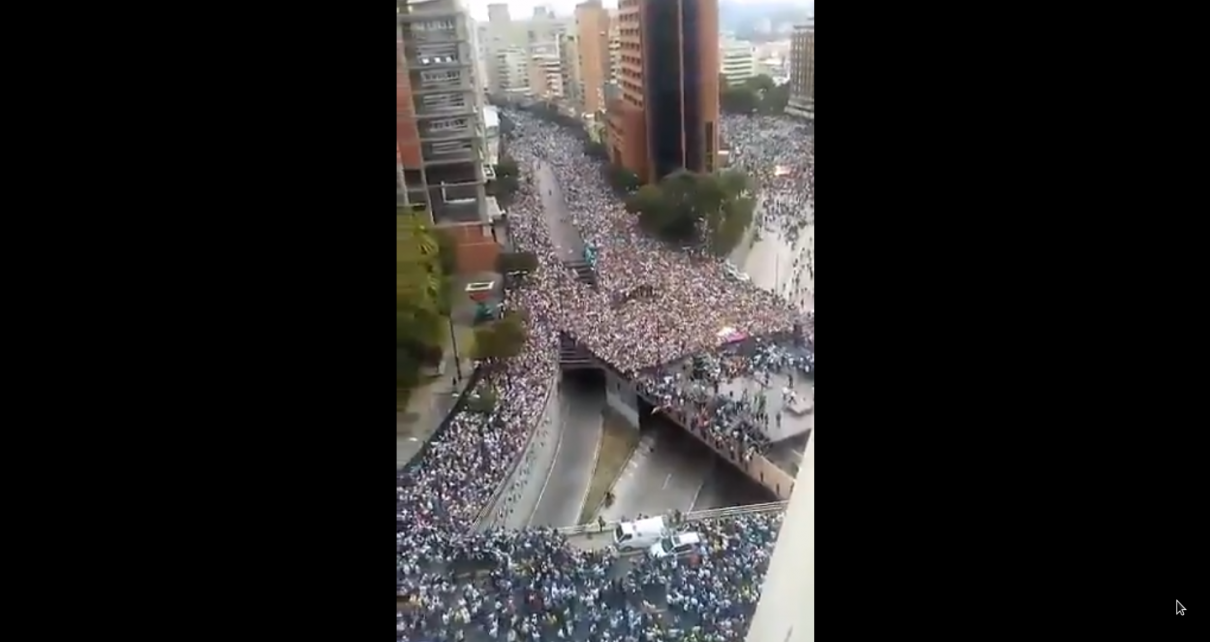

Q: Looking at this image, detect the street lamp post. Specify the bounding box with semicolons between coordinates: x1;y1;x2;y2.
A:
448;316;463;384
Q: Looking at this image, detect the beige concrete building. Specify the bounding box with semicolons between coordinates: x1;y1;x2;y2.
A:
574;0;611;115
787;21;814;121
396;0;499;273
559;32;583;110
527;40;565;100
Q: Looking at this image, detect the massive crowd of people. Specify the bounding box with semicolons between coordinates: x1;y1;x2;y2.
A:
397;110;814;641
724;115;815;313
503;113;804;374
636;340;814;464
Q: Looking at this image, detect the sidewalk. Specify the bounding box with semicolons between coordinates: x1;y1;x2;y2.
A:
395;272;498;469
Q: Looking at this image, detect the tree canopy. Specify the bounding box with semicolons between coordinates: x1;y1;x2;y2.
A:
624;170;755;257
604;163;642;195
397;211;448;394
471;310;528;363
720;74;790;115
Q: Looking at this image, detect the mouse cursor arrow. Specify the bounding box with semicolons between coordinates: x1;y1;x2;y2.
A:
1176;600;1186;616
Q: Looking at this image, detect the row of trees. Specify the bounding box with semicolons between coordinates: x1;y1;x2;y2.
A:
396;211;457;399
624;169;756;257
720;74;790;115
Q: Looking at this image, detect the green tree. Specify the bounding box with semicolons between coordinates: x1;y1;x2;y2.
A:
605;164;642;195
396;211;447;397
471;311;528;362
760;83;790;114
626;184;672;237
743;74;776;94
721;86;759;114
583;139;608;160
711;170;757;257
625;170;756;255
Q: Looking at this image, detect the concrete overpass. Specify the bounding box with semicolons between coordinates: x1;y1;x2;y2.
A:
557;334;799;501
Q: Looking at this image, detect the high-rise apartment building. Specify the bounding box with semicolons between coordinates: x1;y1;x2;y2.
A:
397;0;500;273
493;46;531;96
719;40;756;86
786;21;814;121
527;40;565;101
574;1;611;115
608;0;720;184
607;20;621;85
559;33;583;110
486;3;510;25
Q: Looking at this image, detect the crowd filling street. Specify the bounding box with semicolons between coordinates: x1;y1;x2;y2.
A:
397;111;813;641
722;115;815;312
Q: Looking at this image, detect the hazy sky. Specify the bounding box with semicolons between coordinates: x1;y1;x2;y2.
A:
467;0;813;21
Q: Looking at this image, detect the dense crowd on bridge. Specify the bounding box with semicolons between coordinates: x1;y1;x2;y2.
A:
636;341;814;464
397;110;816;641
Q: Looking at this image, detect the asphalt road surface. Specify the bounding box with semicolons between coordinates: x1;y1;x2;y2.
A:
599;417;774;522
739;200;814;313
527;379;604;527
534;161;586;262
690;456;777;511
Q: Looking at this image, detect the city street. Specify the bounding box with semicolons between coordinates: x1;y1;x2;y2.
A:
598;423;714;523
535;161;586;262
527;380;604;527
736;200;814;312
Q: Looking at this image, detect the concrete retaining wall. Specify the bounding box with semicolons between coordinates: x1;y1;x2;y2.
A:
474;376;561;530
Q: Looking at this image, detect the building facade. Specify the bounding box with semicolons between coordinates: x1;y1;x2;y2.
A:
494;46;531;96
786;21;814;121
528;39;565;101
397;0;499;273
558;33;583;110
607;0;720;184
720;40;756;86
574;1;612;115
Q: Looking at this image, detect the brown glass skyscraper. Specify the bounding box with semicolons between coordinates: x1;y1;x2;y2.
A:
607;0;720;185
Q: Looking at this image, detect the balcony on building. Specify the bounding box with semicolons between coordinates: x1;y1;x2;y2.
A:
417;115;476;142
413;91;475;118
409;67;473;96
401;36;473;73
399;16;462;43
421;137;481;166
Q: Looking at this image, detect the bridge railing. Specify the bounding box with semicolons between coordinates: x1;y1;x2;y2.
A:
553;500;789;537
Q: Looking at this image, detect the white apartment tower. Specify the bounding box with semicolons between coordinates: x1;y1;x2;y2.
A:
720;40;757;86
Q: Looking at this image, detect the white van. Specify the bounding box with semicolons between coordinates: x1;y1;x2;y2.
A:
613;516;670;551
648;531;703;559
